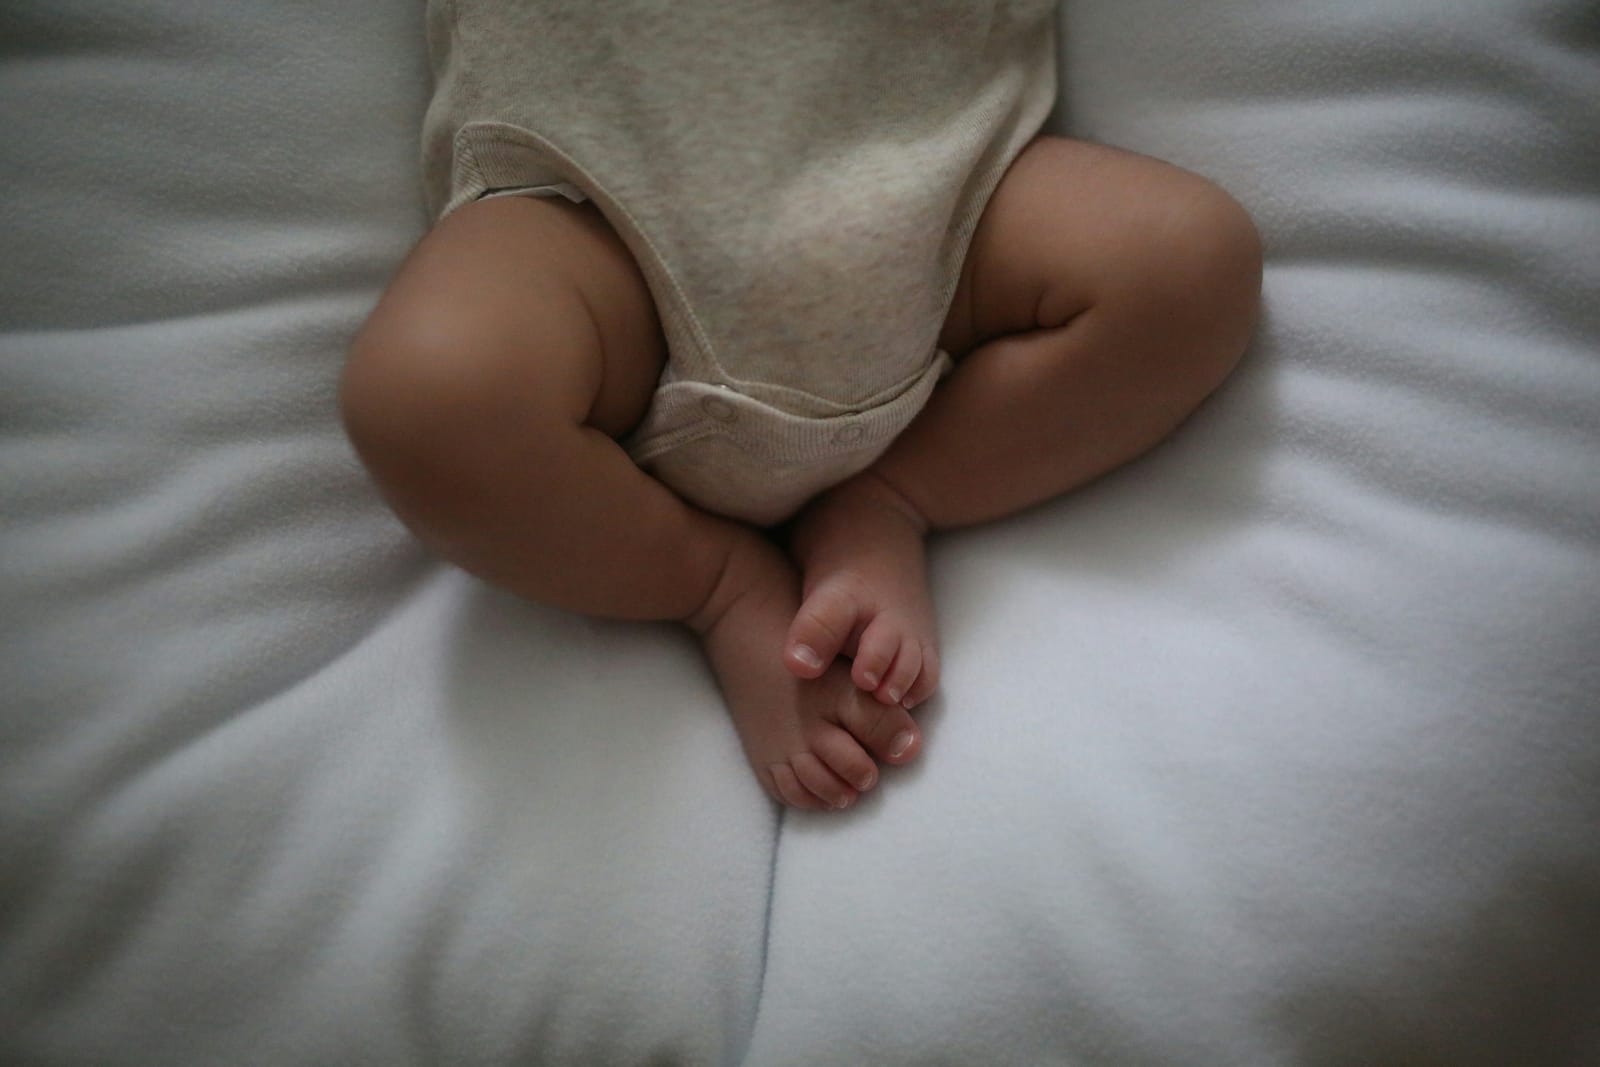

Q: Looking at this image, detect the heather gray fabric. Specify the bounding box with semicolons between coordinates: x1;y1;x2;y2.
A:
3;1;1597;1064
424;0;1057;523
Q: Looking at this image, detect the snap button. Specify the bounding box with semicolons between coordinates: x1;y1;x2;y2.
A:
701;396;737;423
832;423;866;446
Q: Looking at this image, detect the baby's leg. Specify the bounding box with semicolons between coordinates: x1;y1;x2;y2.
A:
342;195;726;619
786;136;1263;701
341;195;916;810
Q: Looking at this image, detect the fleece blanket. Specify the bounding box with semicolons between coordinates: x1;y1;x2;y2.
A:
2;0;1597;1064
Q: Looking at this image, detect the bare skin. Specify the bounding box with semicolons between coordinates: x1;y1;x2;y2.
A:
341;136;1262;811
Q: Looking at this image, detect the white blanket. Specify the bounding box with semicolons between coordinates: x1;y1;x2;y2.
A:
2;1;1596;1063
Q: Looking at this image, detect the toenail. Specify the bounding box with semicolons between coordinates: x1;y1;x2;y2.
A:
794;645;823;670
861;671;879;688
885;687;903;704
836;794;854;810
858;770;877;791
888;731;915;759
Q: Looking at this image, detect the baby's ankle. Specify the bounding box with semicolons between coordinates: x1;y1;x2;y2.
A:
834;471;929;533
791;471;929;573
683;530;795;639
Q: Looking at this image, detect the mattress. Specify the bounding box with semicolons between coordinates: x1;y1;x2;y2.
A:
2;0;1596;1063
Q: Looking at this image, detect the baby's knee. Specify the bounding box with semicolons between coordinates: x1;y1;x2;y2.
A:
1187;178;1262;303
340;299;557;499
1074;167;1262;410
1151;175;1263;370
343;307;471;471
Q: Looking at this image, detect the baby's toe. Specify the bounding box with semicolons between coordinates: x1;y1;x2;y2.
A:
838;690;922;766
850;614;901;693
899;646;940;710
813;726;879;794
785;577;863;679
767;762;826;810
790;751;858;810
875;640;924;707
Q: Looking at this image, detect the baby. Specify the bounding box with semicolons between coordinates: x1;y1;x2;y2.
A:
341;1;1262;811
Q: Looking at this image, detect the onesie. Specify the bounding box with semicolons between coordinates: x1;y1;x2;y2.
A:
423;1;1059;525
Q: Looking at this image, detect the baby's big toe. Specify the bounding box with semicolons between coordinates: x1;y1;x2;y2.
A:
784;577;863;679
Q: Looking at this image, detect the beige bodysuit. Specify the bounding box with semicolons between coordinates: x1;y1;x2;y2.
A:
424;1;1058;524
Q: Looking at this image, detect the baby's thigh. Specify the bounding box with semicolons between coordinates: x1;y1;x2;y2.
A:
938;135;1258;359
350;195;665;439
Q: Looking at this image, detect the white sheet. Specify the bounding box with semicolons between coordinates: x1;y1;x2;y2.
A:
2;0;1596;1064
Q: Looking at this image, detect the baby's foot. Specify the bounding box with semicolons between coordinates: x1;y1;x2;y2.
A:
784;472;940;711
689;535;922;810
